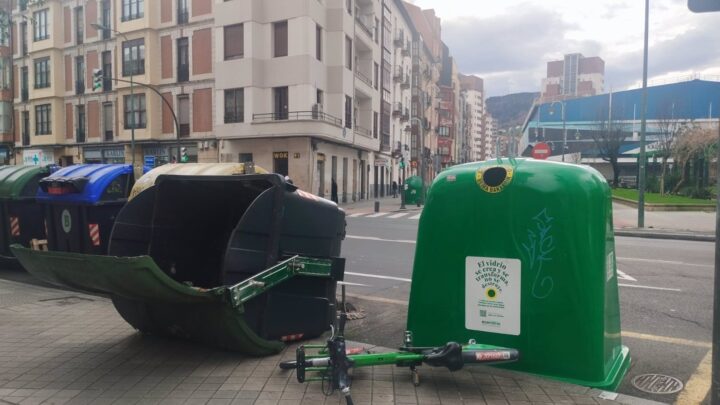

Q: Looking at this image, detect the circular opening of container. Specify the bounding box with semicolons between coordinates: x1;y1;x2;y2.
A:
483;167;508;188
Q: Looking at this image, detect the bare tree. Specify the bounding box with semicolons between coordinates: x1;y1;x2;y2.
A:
655;103;686;195
590;113;627;187
671;124;714;194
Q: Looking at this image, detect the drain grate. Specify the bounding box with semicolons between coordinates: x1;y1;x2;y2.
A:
632;373;684;394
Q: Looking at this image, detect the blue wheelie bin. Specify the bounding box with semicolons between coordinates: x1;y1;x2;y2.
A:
37;164;134;254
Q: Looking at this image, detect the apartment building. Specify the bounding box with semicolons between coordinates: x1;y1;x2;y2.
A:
8;0;456;196
437;42;457;168
459;73;488;161
11;0;215;172
404;1;440;181
213;0;386;201
541;53;604;102
385;0;412;186
0;0;11;164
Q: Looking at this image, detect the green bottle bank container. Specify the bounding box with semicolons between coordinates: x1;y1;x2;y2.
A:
407;158;630;390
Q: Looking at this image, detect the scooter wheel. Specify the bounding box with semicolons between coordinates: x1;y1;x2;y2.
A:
279;361;298;370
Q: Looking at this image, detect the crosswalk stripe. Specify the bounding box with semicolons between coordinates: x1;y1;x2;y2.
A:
348;212;366;217
388;212;410;219
409;214;421;220
366;212;389;218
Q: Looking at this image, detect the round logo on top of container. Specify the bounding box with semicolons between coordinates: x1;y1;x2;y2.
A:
475;165;513;193
61;209;72;234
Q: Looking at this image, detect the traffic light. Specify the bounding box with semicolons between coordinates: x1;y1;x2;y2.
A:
92;68;103;91
180;147;189;163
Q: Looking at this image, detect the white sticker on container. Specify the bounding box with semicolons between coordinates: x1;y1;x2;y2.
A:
465;256;521;336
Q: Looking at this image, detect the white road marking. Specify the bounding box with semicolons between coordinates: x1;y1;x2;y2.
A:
348;212;366;218
388;212;410;219
366;212;390;218
616;269;637;282
344;292;409;306
345;271;412;283
409;214;421;220
346;235;416;244
338;281;372;287
617;283;681;292
622;331;711;349
618;256;712;268
346;270;679;292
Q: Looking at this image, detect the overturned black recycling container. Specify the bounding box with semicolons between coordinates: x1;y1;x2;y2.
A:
12;172;346;355
37;164;134;254
0;165;54;266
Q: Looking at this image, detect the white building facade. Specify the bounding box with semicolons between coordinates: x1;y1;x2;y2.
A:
213;0;383;201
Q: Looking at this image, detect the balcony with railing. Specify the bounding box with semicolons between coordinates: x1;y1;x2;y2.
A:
76;128;86;143
76;80;85;95
392;102;402;117
104;129;113;142
355;69;372;87
354;124;372;138
21;88;28;102
402;41;411;56
393;66;403;82
355;13;375;40
380;134;391;152
22;129;30;146
401;75;410;89
179;123;190;137
394;32;404;47
252;110;342;126
401;108;409;122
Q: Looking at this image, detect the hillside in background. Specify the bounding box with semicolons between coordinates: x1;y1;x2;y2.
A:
486;92;539;130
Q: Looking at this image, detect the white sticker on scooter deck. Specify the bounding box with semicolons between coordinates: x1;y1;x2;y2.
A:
465;256;521;336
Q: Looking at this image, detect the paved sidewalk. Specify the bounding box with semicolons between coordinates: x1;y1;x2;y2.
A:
0;278;662;405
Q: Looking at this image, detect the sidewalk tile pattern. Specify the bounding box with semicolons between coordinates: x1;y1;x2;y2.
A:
0;279;656;405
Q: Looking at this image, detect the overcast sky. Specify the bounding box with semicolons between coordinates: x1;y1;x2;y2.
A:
408;0;720;97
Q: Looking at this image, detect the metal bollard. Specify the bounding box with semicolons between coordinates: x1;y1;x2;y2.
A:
374;201;380;212
400;192;406;210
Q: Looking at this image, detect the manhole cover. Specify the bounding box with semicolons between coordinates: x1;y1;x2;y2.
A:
632;374;684;394
338;302;367;320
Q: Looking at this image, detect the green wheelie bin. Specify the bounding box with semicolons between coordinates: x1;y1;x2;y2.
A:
403;176;424;206
0;165;54;267
406;158;630;390
12;172;346;355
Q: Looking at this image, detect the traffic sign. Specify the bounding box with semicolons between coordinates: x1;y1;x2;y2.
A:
531;142;551;160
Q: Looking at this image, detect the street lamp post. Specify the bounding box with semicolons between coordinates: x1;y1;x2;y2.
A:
93;23;183;165
91;23;135;169
550;101;567;162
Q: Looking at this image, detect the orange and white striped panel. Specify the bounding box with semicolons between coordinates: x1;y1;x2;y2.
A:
9;216;20;237
88;224;101;247
280;333;305;342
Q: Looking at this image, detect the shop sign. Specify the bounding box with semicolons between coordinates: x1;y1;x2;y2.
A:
22;149;55;166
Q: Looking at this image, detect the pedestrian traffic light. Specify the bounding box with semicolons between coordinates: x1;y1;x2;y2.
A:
180;147;189;163
399;158;405;168
92;68;103;91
